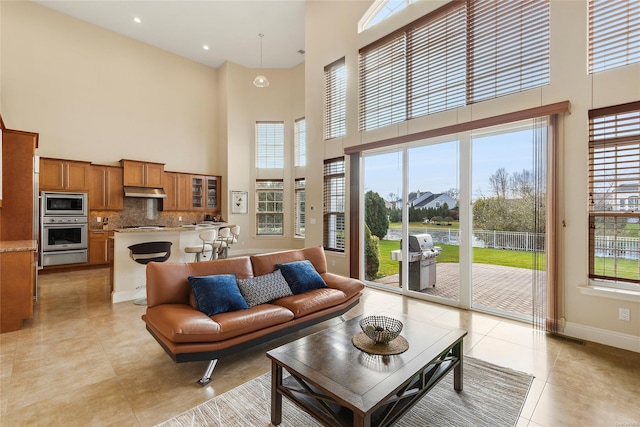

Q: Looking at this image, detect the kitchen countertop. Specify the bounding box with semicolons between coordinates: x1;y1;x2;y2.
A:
0;240;37;253
112;223;229;233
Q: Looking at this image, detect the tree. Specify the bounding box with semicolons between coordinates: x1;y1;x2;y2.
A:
364;224;380;280
365;191;389;239
489;168;509;198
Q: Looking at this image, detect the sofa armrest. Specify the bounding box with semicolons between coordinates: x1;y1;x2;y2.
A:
321;272;365;300
144;304;222;343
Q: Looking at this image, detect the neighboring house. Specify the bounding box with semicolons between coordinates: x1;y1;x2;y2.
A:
618;183;639;211
412;193;457;210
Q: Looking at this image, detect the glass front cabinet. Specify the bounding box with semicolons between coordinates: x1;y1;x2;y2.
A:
190;175;220;212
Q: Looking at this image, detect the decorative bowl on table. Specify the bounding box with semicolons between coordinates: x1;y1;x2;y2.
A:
359;316;403;344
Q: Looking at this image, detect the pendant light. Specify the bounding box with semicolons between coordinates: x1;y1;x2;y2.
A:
253;33;270;88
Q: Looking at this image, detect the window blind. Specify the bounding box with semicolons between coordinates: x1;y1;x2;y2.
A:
359;0;550;132
359;33;407;131
295;179;306;237
589;0;640;74
468;0;550;103
324;59;346;140
408;3;466;117
588;101;640;285
294;118;306;167
323;158;346;251
256;122;284;168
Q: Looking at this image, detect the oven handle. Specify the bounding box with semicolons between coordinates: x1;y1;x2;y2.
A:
42;249;87;254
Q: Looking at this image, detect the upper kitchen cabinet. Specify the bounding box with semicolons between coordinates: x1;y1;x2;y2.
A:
2;128;38;241
205;176;220;211
90;165;123;210
161;171;190;211
40;157;91;192
120;159;164;188
190;175;220;211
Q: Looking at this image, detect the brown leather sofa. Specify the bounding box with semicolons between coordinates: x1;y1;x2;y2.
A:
142;246;365;385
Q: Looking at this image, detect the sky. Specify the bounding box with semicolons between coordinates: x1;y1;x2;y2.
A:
363;127;541;203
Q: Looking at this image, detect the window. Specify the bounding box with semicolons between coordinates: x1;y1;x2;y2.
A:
324;158;345;251
295;179;306;237
589;0;640;73
256;180;284;235
256;122;284;168
588;101;640;287
359;0;550;132
324;59;346;140
294;118;306;167
360;0;413;32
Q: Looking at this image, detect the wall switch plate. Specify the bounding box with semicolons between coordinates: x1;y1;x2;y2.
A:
619;308;630;321
178;216;182;221
96;217;102;223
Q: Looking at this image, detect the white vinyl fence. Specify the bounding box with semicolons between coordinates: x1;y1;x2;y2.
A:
385;227;638;259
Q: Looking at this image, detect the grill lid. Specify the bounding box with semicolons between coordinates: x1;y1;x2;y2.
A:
408;234;434;252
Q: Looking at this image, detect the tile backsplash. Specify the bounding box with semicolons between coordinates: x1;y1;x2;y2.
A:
90;198;220;230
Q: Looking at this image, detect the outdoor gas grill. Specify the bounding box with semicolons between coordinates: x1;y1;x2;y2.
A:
391;234;442;290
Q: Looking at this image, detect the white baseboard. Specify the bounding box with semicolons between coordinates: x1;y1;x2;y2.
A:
563;322;640;353
112;288;145;304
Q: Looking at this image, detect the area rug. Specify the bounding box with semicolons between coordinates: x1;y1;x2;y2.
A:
157;357;533;427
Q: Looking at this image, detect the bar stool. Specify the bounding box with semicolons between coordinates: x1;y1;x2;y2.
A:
226;225;240;257
216;227;232;259
128;241;173;305
184;229;218;262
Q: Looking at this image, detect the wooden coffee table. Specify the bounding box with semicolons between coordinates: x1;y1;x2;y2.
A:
266;313;467;427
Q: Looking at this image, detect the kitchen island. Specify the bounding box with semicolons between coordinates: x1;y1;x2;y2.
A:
112;224;228;303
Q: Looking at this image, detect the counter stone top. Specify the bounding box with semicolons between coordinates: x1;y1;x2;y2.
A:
113;223;229;233
0;240;37;253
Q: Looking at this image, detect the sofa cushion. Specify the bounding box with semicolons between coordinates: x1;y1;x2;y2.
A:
271;287;347;318
188;274;248;317
145;303;294;343
277;260;327;295
236;270;293;307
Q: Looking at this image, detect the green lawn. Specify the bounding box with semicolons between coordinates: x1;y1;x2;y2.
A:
376;239;545;278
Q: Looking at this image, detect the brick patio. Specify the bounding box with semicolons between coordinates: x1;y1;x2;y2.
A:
374;262;544;317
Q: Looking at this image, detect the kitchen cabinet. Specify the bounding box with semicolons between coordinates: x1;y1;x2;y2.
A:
2;129;38;241
205;176;220;210
162;171;190;211
90;165;123;210
190;175;221;211
89;231;114;265
0;243;36;333
120;159;164;188
190;175;204;209
40;157;90;191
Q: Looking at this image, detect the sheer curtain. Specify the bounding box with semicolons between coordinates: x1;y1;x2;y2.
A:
532;115;559;333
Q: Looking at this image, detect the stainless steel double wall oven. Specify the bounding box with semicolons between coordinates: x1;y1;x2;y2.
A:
40;192;88;266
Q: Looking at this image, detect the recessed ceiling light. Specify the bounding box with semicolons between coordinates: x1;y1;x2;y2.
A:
203;45;209;50
133;17;141;23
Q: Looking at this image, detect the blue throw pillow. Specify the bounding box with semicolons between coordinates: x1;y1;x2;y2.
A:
188;274;248;317
277;260;327;295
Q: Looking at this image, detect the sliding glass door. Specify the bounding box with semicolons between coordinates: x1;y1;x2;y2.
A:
360;119;549;321
470;120;548;319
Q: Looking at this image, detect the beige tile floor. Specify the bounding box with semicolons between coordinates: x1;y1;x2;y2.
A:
1;267;639;426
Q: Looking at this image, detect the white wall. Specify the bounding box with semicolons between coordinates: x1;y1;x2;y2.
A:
2;1;306;252
304;0;640;350
219;61;306;253
1;1;218;174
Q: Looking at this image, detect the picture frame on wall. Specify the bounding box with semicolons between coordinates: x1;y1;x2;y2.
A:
231;191;248;214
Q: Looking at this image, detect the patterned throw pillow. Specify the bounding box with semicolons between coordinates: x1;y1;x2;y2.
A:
188;274;249;317
236;270;294;307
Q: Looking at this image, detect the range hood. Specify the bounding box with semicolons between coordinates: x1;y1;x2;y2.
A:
123;186;167;198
